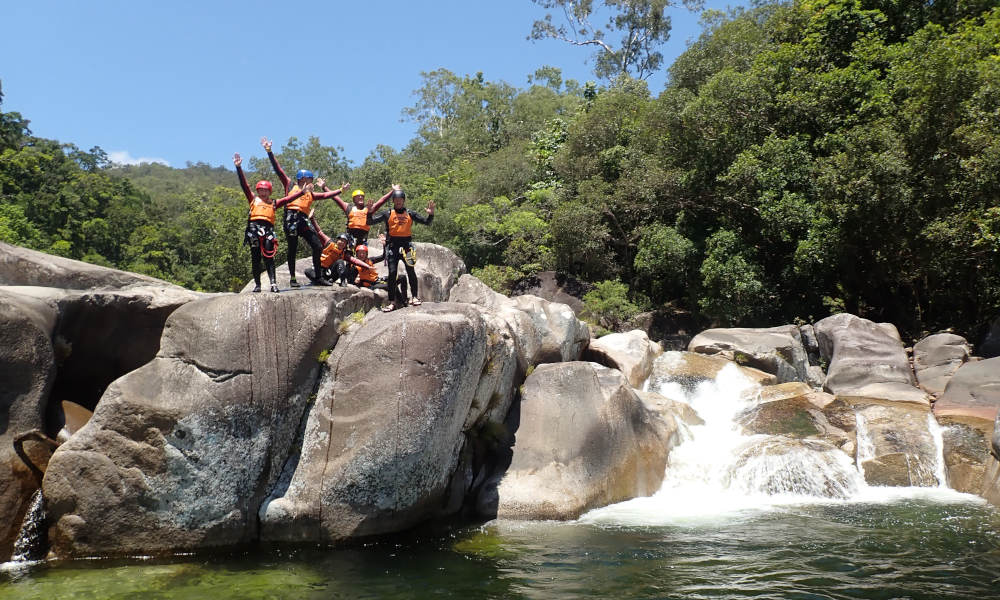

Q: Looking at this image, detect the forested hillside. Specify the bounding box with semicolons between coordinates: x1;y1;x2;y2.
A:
2;0;999;341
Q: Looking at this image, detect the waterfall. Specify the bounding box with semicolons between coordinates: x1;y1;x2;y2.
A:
926;413;949;488
580;355;977;527
10;489;47;563
854;412;875;479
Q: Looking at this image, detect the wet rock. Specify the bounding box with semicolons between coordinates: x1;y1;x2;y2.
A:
688;325;813;385
44;290;371;557
635;389;703;429
260;303;517;542
728;437;862;499
815;313;929;406
585;330;662;387
495;362;677;520
913;333;971;398
645;351;776;394
737;383;848;448
0;291;57;561
850;400;940;487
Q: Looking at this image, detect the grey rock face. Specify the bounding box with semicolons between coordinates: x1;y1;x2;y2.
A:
450;274;590;370
913;333;971;397
688;325;812;385
585;330;662;388
0;241;186;291
260;303;516;542
814;313;928;406
0;291;58;561
43;290;369;557
495;362;678;520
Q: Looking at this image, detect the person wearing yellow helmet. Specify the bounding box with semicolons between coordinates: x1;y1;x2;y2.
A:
325;184;395;246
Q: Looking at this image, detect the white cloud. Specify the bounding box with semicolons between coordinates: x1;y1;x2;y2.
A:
108;151;170;167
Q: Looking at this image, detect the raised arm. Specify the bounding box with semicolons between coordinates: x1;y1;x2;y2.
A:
321;181;351;213
409;200;435;225
369;184;398;213
233;153;253;203
274;184;309;209
348;255;370;269
308;213;331;245
262;137;290;193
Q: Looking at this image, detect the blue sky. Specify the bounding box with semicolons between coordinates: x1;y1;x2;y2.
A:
1;0;738;169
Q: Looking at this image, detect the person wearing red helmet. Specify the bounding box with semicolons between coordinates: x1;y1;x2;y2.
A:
234;152;308;292
261;137;349;287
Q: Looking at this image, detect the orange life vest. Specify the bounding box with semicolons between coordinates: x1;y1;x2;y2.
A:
287;184;314;213
348;206;369;231
320;243;345;268
388;210;413;237
249;196;275;224
356;259;378;285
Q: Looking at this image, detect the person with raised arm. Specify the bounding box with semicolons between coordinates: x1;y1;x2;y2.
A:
302;215;370;286
369;187;434;312
260;137;349;287
233;152;307;293
325;185;395;246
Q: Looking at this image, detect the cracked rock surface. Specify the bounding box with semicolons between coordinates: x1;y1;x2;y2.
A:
42;290;374;557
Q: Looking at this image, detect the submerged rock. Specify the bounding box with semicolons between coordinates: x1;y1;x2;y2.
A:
727;437;862;499
496;362;678;520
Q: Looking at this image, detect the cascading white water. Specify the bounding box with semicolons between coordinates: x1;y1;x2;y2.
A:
926;413;949;488
581;355;978;527
8;489;46;564
854;411;875;478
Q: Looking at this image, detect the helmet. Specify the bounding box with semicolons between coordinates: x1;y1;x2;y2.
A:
295;169;314;181
352;189;365;198
336;232;353;245
355;244;369;255
255;180;272;191
391;189;406;199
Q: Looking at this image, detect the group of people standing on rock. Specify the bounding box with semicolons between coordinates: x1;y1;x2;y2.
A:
234;138;434;312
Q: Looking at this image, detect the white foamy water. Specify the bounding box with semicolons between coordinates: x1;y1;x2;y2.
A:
580;357;983;527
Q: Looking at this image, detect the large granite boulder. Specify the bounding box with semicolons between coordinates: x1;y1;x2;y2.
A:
240;242;465;303
913;333;971;398
449;274;589;370
260;303;518;543
688;325;813;385
495;362;678;520
0;291;58;561
584;330;662;387
43;289;374;557
851;400;940;487
814;313;928;406
933;357;1000;495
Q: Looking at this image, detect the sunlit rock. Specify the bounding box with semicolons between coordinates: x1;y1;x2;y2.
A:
585;329;662;387
496;362;675;520
260;303;517;542
43;290;370;557
913;333;971;397
688;325;816;385
646;351;776;393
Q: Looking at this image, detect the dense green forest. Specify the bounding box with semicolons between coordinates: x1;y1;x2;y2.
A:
2;0;999;342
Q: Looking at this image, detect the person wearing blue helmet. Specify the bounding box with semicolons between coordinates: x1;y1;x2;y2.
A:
262;137;349;287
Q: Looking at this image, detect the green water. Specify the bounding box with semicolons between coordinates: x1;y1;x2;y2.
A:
3;499;999;599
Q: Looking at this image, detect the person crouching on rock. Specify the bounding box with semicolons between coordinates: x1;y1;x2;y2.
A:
303;218;369;286
234;152;307;293
355;235;409;305
262;137;349;287
370;188;434;312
